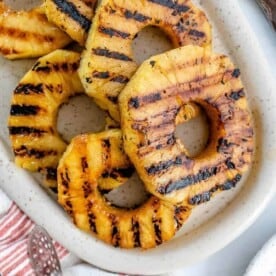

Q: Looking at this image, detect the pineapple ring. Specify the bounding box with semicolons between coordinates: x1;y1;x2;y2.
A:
8;49;121;191
44;0;98;45
119;45;254;204
58;129;191;249
8;50;85;190
79;0;212;121
0;2;71;60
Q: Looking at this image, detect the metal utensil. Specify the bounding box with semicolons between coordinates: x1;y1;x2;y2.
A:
28;225;62;276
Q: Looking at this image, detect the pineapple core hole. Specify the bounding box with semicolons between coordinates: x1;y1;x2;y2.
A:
57;95;106;143
132;26;173;65
5;0;42;10
105;172;150;209
175;108;210;158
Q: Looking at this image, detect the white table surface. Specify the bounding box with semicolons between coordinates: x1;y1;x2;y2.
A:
173;1;276;275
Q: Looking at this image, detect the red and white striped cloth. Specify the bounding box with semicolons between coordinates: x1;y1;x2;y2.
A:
0;202;68;276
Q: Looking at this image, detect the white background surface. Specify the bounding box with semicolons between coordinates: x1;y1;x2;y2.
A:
173;1;276;275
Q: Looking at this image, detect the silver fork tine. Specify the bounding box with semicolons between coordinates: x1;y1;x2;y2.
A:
27;225;62;276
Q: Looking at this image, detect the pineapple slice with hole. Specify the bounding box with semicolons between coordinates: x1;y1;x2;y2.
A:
0;3;71;59
44;0;98;45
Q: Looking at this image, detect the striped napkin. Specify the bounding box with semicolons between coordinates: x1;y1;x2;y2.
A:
0;200;68;275
0;189;122;276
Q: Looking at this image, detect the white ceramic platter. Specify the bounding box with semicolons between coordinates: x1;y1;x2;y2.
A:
0;0;276;275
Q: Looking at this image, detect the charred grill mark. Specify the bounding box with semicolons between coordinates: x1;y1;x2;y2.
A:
65;200;74;217
225;158;236;170
109;214;120;247
10;105;40;116
110;75;129;84
217;138;234;153
32;64;51;73
61;63;69;71
188;29;206;38
167;133;176;145
128;93;162;110
9;126;46;136
32;62;79;73
148;0;190;14
128;97;140;109
0;26;54;43
66;200;73;209
137;132;176;156
101;138;111;164
83;181;92;198
174;206;188;230
102;167;134;179
228;89;245;101
158;167;218;194
52;0;91;32
14;145;57;159
189;174;242;205
142;92;162;105
56;62;79;72
92;48;132;61
98;26;130;39
14;83;43;95
132;117;173;133
60;169;70;189
107;95;118;104
175;21;186;32
124;10;151;22
92;71;110;79
146;156;183;175
71;62;79;71
152;218;162;245
45;84;54;92
150;60;156;67
129;93;162;109
88;213;97;233
232;68;241;78
189;191;211;205
45;167;57;181
132;219;141;247
128;70;236;110
81;157;88;172
102;139;111;149
85;77;92;84
131;105;178;126
111;225;120;247
220;174;242;190
0;47;19;56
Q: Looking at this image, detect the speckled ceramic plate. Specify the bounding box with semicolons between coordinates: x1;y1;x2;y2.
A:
0;0;276;275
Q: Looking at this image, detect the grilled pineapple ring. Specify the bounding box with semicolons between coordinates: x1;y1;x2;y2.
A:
0;3;71;60
44;0;98;45
119;45;254;204
79;0;212;121
8;50;84;189
58;129;191;249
